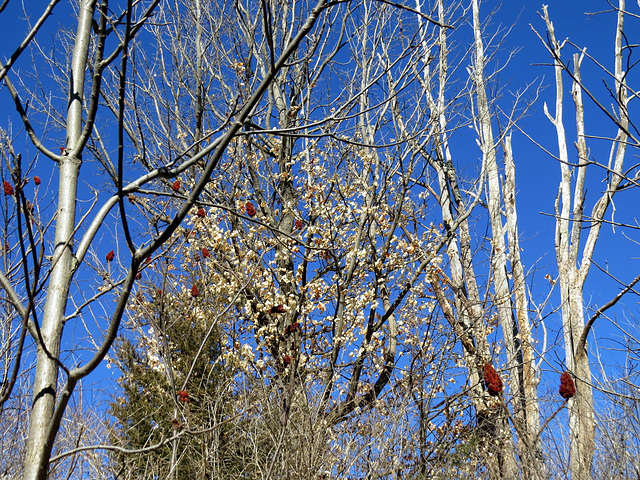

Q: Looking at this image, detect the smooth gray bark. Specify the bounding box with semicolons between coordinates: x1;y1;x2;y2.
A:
23;2;96;478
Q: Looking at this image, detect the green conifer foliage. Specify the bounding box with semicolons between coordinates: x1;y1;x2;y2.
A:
108;279;241;479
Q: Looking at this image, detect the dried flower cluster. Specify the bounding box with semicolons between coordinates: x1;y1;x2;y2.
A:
106;250;115;262
176;390;190;403
483;362;503;396
559;371;576;399
3;181;13;196
245;201;256;217
284;322;299;336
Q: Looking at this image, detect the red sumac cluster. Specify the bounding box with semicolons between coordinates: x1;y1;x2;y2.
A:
176;390;190;403
269;305;286;314
483;362;503;396
559;371;576;399
284;322;299;336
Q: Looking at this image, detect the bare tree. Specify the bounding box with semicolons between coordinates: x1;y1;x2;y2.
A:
533;1;640;478
4;0;640;479
109;0;548;478
0;0;349;478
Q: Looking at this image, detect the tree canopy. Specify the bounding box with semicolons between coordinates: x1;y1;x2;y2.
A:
0;0;639;479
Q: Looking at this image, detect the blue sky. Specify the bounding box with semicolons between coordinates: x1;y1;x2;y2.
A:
1;0;638;418
495;1;640;381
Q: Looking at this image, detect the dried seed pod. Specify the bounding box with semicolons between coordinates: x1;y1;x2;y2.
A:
284;322;299;336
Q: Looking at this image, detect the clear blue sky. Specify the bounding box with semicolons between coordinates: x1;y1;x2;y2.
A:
495;1;640;381
0;0;637;400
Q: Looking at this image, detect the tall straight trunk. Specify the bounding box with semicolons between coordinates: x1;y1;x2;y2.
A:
471;1;539;477
471;0;519;400
540;2;630;478
22;2;95;479
542;11;595;479
503;134;545;479
559;52;595;475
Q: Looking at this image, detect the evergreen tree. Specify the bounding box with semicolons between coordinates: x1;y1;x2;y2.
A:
109;253;242;479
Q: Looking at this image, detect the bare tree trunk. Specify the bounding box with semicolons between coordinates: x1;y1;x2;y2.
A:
470;1;524;477
23;2;95;478
540;11;592;479
539;2;631;477
503;134;545;479
543;14;595;480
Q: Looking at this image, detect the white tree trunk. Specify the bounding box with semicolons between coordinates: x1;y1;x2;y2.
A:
504;135;545;479
540;2;630;477
23;2;96;479
472;1;535;477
